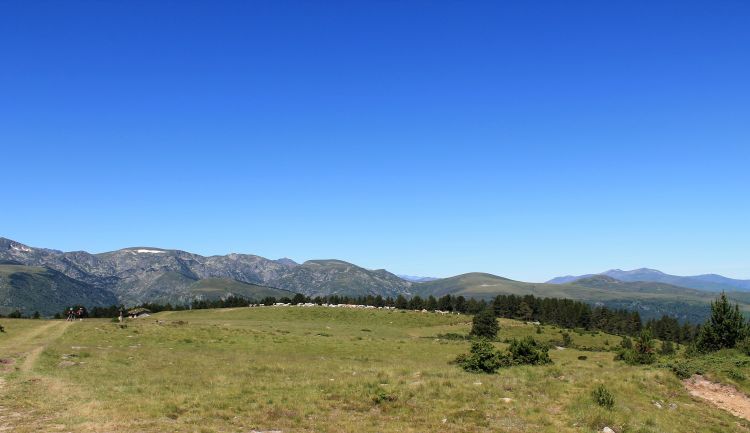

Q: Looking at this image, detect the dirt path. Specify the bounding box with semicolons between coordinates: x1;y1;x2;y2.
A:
19;321;72;372
0;320;72;373
684;375;750;421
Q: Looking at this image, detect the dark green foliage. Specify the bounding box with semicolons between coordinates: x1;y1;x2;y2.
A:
408;295;425;310
620;336;633;350
32;311;40;319
436;332;468;340
578;355;588;360
291;293;306;304
0;323;4;332
470;308;499;339
455;336;553;373
562;332;573;347
515;301;533;321
455;339;505;373
426;295;438;311
8;310;22;318
506;336;552;366
738;337;750;356
371;388;397;404
695;292;747;352
660;340;675;356
592;384;615;409
669;362;693;379
490;294;643;337
616;330;656;365
535;326;542;334
728;369;746;381
395;295;408;310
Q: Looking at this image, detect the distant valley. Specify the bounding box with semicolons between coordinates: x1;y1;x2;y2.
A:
2;236;748;322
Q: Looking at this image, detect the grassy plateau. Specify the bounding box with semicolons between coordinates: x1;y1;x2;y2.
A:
0;307;748;432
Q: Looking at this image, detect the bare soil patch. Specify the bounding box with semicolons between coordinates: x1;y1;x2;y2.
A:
684;374;750;421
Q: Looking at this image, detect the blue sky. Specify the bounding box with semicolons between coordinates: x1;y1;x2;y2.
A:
1;1;749;282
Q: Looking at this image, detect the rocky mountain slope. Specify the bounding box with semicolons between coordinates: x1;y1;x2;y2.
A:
0;237;411;308
0;264;118;316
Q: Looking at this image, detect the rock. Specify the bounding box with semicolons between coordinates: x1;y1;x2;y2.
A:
601;427;615;433
669;402;678;410
653;401;663;409
500;397;513;403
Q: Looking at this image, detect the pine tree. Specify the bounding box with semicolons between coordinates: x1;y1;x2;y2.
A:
470;308;499;339
695;292;747;352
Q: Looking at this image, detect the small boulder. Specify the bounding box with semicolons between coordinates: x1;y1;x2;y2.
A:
601;427;615;433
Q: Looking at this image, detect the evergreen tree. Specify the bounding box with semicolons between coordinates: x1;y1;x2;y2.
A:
394;295;408;310
695;292;747;352
470;308;499;339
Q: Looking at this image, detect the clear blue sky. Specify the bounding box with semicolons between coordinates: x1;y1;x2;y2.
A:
1;1;749;282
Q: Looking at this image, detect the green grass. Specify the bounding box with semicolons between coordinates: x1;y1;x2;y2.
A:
0;308;748;432
664;348;750;393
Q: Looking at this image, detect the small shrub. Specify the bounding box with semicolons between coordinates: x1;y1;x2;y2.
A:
660;340;675;356
436;332;468;340
738;337;750;356
0;323;4;333
592;384;615;409
620;336;633;350
372;388;397;404
670;362;692;380
562;332;573;347
578;355;588;361
728;369;746;381
536;326;542;334
616;330;656;365
507;336;552;366
455;339;505;373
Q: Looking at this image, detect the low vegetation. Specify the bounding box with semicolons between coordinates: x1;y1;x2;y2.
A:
2;298;750;432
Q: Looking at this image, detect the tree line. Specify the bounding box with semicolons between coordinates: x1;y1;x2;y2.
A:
1;291;701;343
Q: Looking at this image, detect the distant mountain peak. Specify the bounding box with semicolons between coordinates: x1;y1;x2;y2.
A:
548;268;750;292
275;258;298;267
398;274;438;283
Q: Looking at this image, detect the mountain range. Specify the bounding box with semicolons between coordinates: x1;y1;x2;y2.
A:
547;268;750;292
2;236;749;322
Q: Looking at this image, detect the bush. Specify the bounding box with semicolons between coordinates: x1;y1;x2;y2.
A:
669;362;692;379
455;339;505;374
616;330;656;365
0;323;4;333
738;337;750;356
592;384;615;409
660;340;675;356
470;308;499;339
578;355;588;361
372;388;397;404
507;336;552;366
728;369;746;381
562;332;573;347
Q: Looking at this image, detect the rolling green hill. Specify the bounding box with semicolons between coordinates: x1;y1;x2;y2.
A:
0;264;118;316
412;273;750;322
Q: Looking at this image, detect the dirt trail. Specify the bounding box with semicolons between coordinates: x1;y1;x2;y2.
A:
684;375;750;421
0;320;72;373
19;321;72;372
